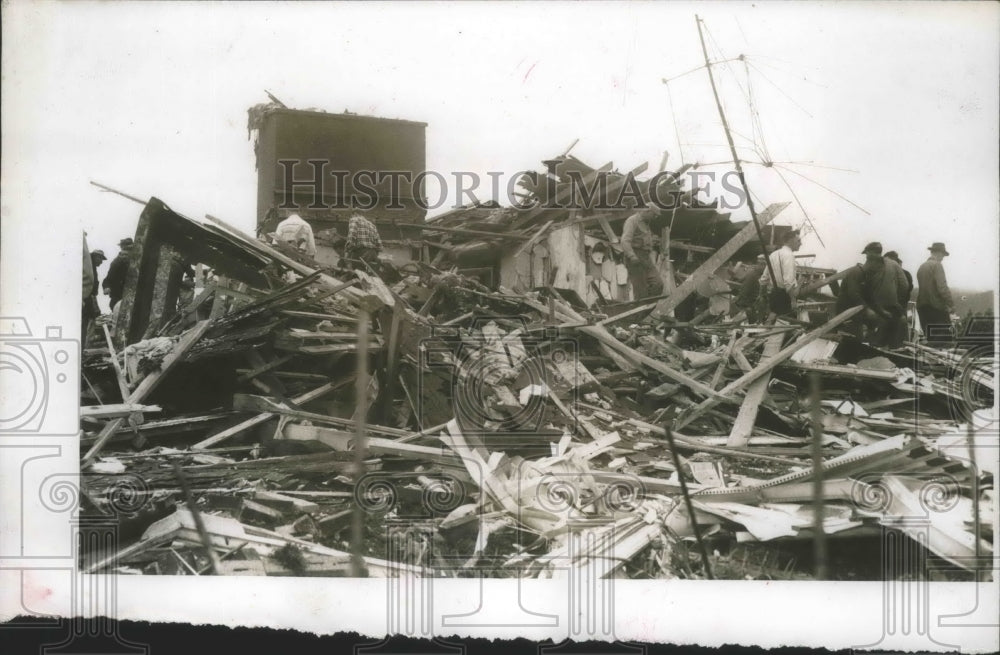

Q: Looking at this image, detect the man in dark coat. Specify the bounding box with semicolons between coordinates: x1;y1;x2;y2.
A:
82;249;107;346
835;263;875;339
916;242;956;347
884;251;913;300
102;238;134;310
861;242;909;348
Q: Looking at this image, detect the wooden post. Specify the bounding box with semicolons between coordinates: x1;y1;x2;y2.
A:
351;304;372;578
809;372;828;580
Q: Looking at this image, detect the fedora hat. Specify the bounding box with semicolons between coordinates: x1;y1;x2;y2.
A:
861;241;883;255
928;242;949;256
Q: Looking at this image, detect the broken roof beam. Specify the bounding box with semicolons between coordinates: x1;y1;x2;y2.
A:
407;223;532;240
509;162;614;230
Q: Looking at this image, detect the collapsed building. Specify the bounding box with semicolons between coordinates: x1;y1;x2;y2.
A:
79;102;995;580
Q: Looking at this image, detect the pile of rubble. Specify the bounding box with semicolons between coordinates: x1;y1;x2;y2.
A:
80;158;994;580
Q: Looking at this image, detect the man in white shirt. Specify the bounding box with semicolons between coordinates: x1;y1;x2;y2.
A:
274;212;317;257
760;230;802;317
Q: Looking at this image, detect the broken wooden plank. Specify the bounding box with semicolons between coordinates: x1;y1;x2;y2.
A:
710;330;739;390
190;379;348;450
780;360;899;380
727;331;784;448
280;309;358;324
81;404;162;419
282;423;462;466
236;353;296;382
101;322;132;403
253;490;321;514
82;320;212;466
676;305;865;429
576;323;737;403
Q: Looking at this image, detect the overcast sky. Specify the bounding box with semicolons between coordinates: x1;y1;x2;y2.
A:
2;1;997;325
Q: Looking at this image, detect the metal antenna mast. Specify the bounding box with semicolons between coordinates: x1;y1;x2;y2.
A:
695;15;779;287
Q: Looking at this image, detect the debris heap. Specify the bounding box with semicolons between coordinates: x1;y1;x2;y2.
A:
81;156;994;580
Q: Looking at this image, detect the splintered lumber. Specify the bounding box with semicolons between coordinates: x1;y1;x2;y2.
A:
676;305;864;429
101;323;131;402
779;360;898;380
710;331;739;389
253;490;321;514
236;353;296;382
84;508;424;576
600;202;788;326
624;418;801;465
239;499;286;527
191;379;349;450
727;331;785;447
576;324;736;403
282;423;462;466
81;404;162;419
515;294;641;373
82;320;212;466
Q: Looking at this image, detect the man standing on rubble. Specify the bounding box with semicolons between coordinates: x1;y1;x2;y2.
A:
344;212;383;266
621;202;664;306
275;212;317;258
760;230;802;319
860;242;909;348
835;262;879;340
82;248;107;346
102;238;134;311
916;242;956;347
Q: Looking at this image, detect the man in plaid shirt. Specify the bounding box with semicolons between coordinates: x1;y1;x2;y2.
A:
345;213;383;264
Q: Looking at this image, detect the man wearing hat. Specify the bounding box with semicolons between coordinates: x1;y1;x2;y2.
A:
861;241;909;348
102;238;135;311
916;242;955;347
89;250;107;295
81;248;108;346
